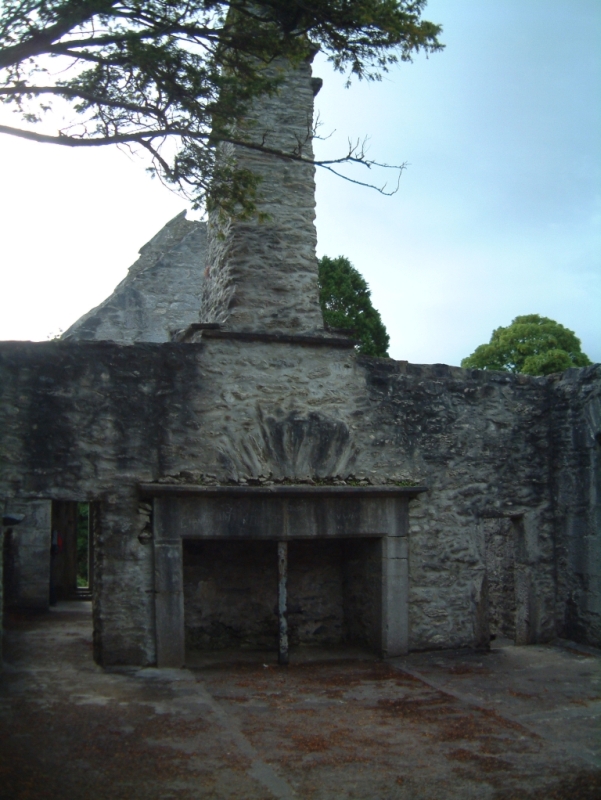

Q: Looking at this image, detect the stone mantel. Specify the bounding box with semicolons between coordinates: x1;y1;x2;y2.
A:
148;484;423;667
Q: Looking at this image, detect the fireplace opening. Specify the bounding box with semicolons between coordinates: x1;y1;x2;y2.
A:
183;537;382;665
184;539;278;652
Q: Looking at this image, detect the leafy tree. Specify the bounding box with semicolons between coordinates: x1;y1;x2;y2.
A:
0;1;443;214
461;314;592;376
318;255;389;356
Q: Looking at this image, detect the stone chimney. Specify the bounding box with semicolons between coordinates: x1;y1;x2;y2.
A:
199;59;325;334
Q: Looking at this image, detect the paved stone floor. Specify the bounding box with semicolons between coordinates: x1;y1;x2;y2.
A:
0;602;599;800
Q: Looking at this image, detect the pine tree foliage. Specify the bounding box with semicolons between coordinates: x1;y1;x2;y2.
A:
318;255;389;357
461;314;592;376
0;1;443;214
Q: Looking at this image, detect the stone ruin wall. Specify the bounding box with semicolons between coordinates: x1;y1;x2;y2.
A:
1;56;599;667
1;339;598;664
551;367;601;645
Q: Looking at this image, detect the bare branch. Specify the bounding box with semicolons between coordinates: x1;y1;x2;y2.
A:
319;162;406;195
0;119;407;198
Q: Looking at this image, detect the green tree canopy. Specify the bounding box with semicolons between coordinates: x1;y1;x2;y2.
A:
461;314;592;376
0;1;443;214
318;255;389;357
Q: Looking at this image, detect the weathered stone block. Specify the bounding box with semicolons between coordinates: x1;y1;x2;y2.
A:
2;499;51;610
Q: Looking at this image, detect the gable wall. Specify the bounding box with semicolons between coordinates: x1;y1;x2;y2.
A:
62;213;207;344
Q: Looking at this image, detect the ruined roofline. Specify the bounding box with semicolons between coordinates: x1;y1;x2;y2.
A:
61;211;207;344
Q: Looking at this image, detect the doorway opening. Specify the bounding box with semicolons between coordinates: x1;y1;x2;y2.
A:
50;501;94;603
2;523;19;610
76;503;90;591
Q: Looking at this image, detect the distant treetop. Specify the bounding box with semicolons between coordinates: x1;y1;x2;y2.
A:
461;314;592;376
318;255;389;357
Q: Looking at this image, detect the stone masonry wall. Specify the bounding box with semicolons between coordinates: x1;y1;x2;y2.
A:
3;340;597;663
2;499;51;610
355;359;558;650
200;60;324;334
550;366;601;647
63;212;207;343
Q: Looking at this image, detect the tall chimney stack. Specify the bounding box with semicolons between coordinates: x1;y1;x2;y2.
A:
200;59;325;334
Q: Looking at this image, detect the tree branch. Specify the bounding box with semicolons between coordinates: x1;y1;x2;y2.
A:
0;119;407;199
0;1;120;70
0;122;172;146
0;84;161;117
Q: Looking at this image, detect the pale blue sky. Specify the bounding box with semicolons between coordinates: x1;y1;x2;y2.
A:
313;0;601;363
1;0;599;365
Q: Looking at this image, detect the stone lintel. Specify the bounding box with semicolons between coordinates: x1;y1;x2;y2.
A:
151;493;416;541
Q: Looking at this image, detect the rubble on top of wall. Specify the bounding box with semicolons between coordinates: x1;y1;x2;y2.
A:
152;472;419;487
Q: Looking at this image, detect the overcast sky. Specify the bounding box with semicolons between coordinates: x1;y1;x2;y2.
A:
1;0;599;366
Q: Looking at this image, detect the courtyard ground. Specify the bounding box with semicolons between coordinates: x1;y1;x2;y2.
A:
0;602;599;800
